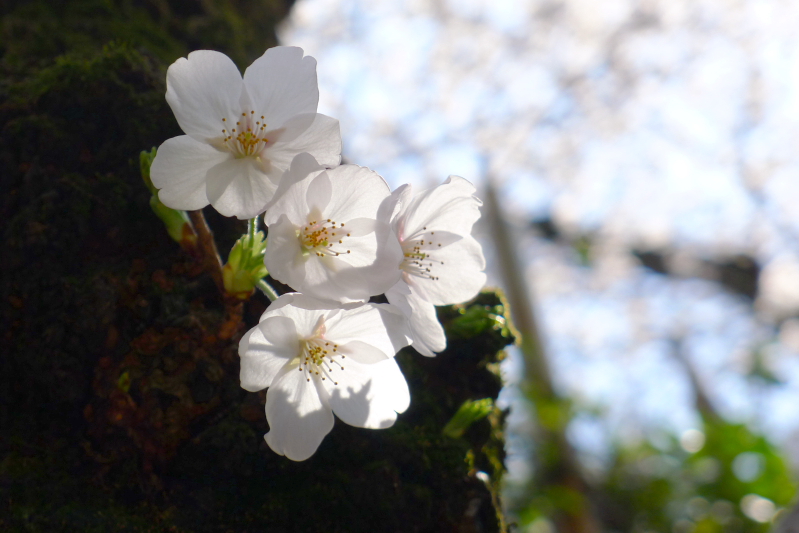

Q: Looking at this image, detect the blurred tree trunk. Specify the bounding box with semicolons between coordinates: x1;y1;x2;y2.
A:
484;181;601;533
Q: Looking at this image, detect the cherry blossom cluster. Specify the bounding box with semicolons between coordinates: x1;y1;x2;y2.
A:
150;46;486;460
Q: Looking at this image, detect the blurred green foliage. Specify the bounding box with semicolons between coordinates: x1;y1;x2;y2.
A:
517;405;797;533
597;414;796;533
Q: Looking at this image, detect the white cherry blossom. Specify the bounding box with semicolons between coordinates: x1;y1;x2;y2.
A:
150;46;341;219
239;293;412;461
263;153;403;302
384;176;487;356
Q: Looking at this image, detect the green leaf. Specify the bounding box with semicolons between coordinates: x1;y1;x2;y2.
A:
442;398;494;439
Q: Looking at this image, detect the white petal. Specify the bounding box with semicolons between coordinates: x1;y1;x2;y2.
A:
165;50;244;143
243;46;319;129
150;135;229;211
410;236;486;305
264;113;341;170
258;315;300;349
380;184;410;233
260;293;334;338
291;254;373;304
254;290;302;319
326;303;411;358
408;229;464;249
374;302;414;353
369;358;411;414
322;358;409;429
396;175;482;240
263;214;309;291
238;316;298;392
326;230;378;269
264;153;326;216
337;340;392;364
264;366;333;461
386;282;446;356
268;162;389;226
324;304;391;355
306;171;332;213
264;172;317;228
334;217;376;237
205;157;278;218
325;165;391;222
336;222;403;301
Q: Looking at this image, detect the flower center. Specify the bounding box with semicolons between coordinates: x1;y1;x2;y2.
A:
220;110;269;157
401;226;443;281
297;338;345;384
299;218;353;258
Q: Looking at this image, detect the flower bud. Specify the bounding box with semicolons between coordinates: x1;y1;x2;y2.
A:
223;230;268;300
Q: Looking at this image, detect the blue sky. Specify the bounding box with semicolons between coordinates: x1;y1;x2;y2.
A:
281;0;799;484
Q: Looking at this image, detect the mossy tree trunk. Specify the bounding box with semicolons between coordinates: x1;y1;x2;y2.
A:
0;2;514;531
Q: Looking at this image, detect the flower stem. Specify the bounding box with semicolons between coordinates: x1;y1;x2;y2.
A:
256;279;279;302
188;209;225;293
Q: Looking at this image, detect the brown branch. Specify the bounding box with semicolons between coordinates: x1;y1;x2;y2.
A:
188;209;225;294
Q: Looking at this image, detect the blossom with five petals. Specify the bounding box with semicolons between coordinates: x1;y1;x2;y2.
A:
263;153;403;302
150;47;341;219
239;293;412;461
384;176;487;356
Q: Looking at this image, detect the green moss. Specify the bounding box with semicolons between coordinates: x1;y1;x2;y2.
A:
1;0;289;69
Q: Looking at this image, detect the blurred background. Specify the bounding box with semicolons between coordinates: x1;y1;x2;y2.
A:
280;0;799;530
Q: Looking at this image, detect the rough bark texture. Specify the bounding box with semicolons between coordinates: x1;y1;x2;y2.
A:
0;2;514;531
